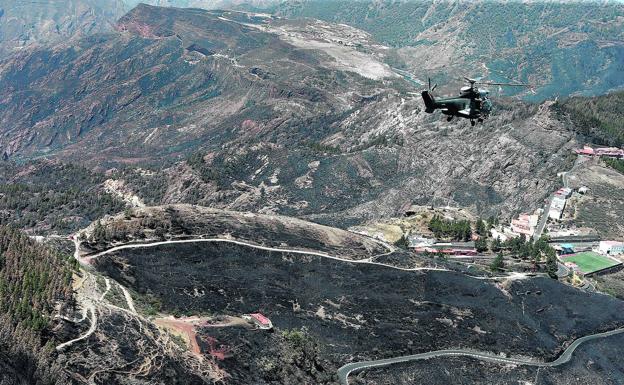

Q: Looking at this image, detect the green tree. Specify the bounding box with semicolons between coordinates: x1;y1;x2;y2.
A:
546;249;559;279
394;234;409;249
487;215;499;228
490;253;505;272
475;237;488;252
491;237;502;253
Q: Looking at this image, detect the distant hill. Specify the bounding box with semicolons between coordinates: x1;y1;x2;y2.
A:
271;0;624;101
553;90;624;147
0;0;127;58
0;0;274;59
2;0;621;100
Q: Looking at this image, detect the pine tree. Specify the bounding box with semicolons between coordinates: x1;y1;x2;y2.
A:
491;237;502;252
490;252;505;272
546;249;559;279
475;237;488;252
394;234;409;249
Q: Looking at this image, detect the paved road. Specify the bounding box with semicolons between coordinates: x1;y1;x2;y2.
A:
533;195;552;241
337;328;624;384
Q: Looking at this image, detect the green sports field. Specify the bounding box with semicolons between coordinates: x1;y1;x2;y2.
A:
563;252;621;274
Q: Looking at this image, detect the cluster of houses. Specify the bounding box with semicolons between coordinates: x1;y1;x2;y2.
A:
575;146;624;158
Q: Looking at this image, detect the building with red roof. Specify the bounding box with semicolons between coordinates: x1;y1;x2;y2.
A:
243;313;273;330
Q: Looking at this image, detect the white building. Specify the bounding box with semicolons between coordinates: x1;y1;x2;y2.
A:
408;235;435;248
549;196;567;220
599;241;624;256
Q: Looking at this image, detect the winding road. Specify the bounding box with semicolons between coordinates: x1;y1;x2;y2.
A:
338;327;624;385
56;303;97;351
71;234;624;383
78;237;450;274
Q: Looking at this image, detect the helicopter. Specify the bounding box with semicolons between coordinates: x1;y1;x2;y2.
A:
421;77;531;126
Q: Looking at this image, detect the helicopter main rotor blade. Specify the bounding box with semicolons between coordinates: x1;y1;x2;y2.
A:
477;81;531;87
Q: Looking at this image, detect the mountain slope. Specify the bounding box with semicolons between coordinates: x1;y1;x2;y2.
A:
0;4;583;224
0;0;128;58
271;0;624;100
0;226;75;384
554;90;624;147
85;208;624;384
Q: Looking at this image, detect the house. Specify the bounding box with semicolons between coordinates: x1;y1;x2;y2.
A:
574;146;624;159
599;241;624;256
549;196;567;220
578;186;589;194
510;213;539;237
243;313;273;330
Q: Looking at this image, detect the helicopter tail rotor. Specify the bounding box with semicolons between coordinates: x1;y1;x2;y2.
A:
427;77;438;92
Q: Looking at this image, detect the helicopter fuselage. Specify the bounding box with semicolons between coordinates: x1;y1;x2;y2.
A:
421;86;492;123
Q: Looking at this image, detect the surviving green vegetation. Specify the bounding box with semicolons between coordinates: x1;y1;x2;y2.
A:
275;1;622;48
0;226;75;330
554;91;624;147
500;236;558;278
428;215;472;241
0;226;75;383
0;161;126;233
605;158;624;175
110;167;169;205
562;252;620;274
489;253;504;272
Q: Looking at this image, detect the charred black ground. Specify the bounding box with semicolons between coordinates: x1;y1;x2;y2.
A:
95;242;624;383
